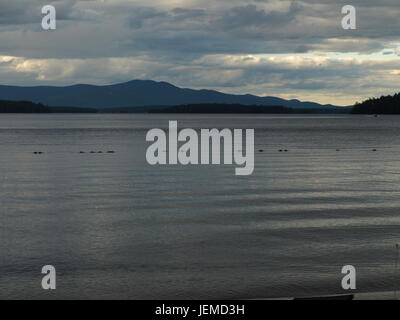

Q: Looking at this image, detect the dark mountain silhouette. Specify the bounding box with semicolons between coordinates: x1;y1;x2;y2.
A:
352;93;400;114
0;80;340;110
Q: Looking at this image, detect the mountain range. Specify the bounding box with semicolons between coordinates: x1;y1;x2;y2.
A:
0;80;342;110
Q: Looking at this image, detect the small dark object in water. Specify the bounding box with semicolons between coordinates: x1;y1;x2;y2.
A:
98;151;103;153
336;149;340;152
284;150;288;152
372;149;377;152
33;152;43;154
90;151;96;153
279;150;283;152
259;149;264;153
107;151;115;153
79;151;85;154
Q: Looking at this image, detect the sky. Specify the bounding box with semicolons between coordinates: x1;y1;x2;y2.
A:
0;0;399;105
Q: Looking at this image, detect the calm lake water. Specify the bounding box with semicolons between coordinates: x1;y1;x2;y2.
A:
1;113;400;299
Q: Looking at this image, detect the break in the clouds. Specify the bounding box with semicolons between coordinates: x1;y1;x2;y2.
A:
0;0;399;105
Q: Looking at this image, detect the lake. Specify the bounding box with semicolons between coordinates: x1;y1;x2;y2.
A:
1;113;400;299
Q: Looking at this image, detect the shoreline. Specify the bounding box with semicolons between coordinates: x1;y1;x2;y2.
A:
257;291;398;300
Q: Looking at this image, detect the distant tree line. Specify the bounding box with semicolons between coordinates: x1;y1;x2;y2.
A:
352;93;400;114
148;104;330;114
0;100;51;113
0;100;349;114
0;100;97;113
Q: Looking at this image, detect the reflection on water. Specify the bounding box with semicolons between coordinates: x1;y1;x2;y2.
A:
1;114;400;299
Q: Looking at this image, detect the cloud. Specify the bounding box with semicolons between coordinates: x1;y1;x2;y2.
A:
126;7;167;29
213;2;301;31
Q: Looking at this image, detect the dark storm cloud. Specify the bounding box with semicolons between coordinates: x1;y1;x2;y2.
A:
127;7;167;29
213;2;301;31
0;0;42;25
